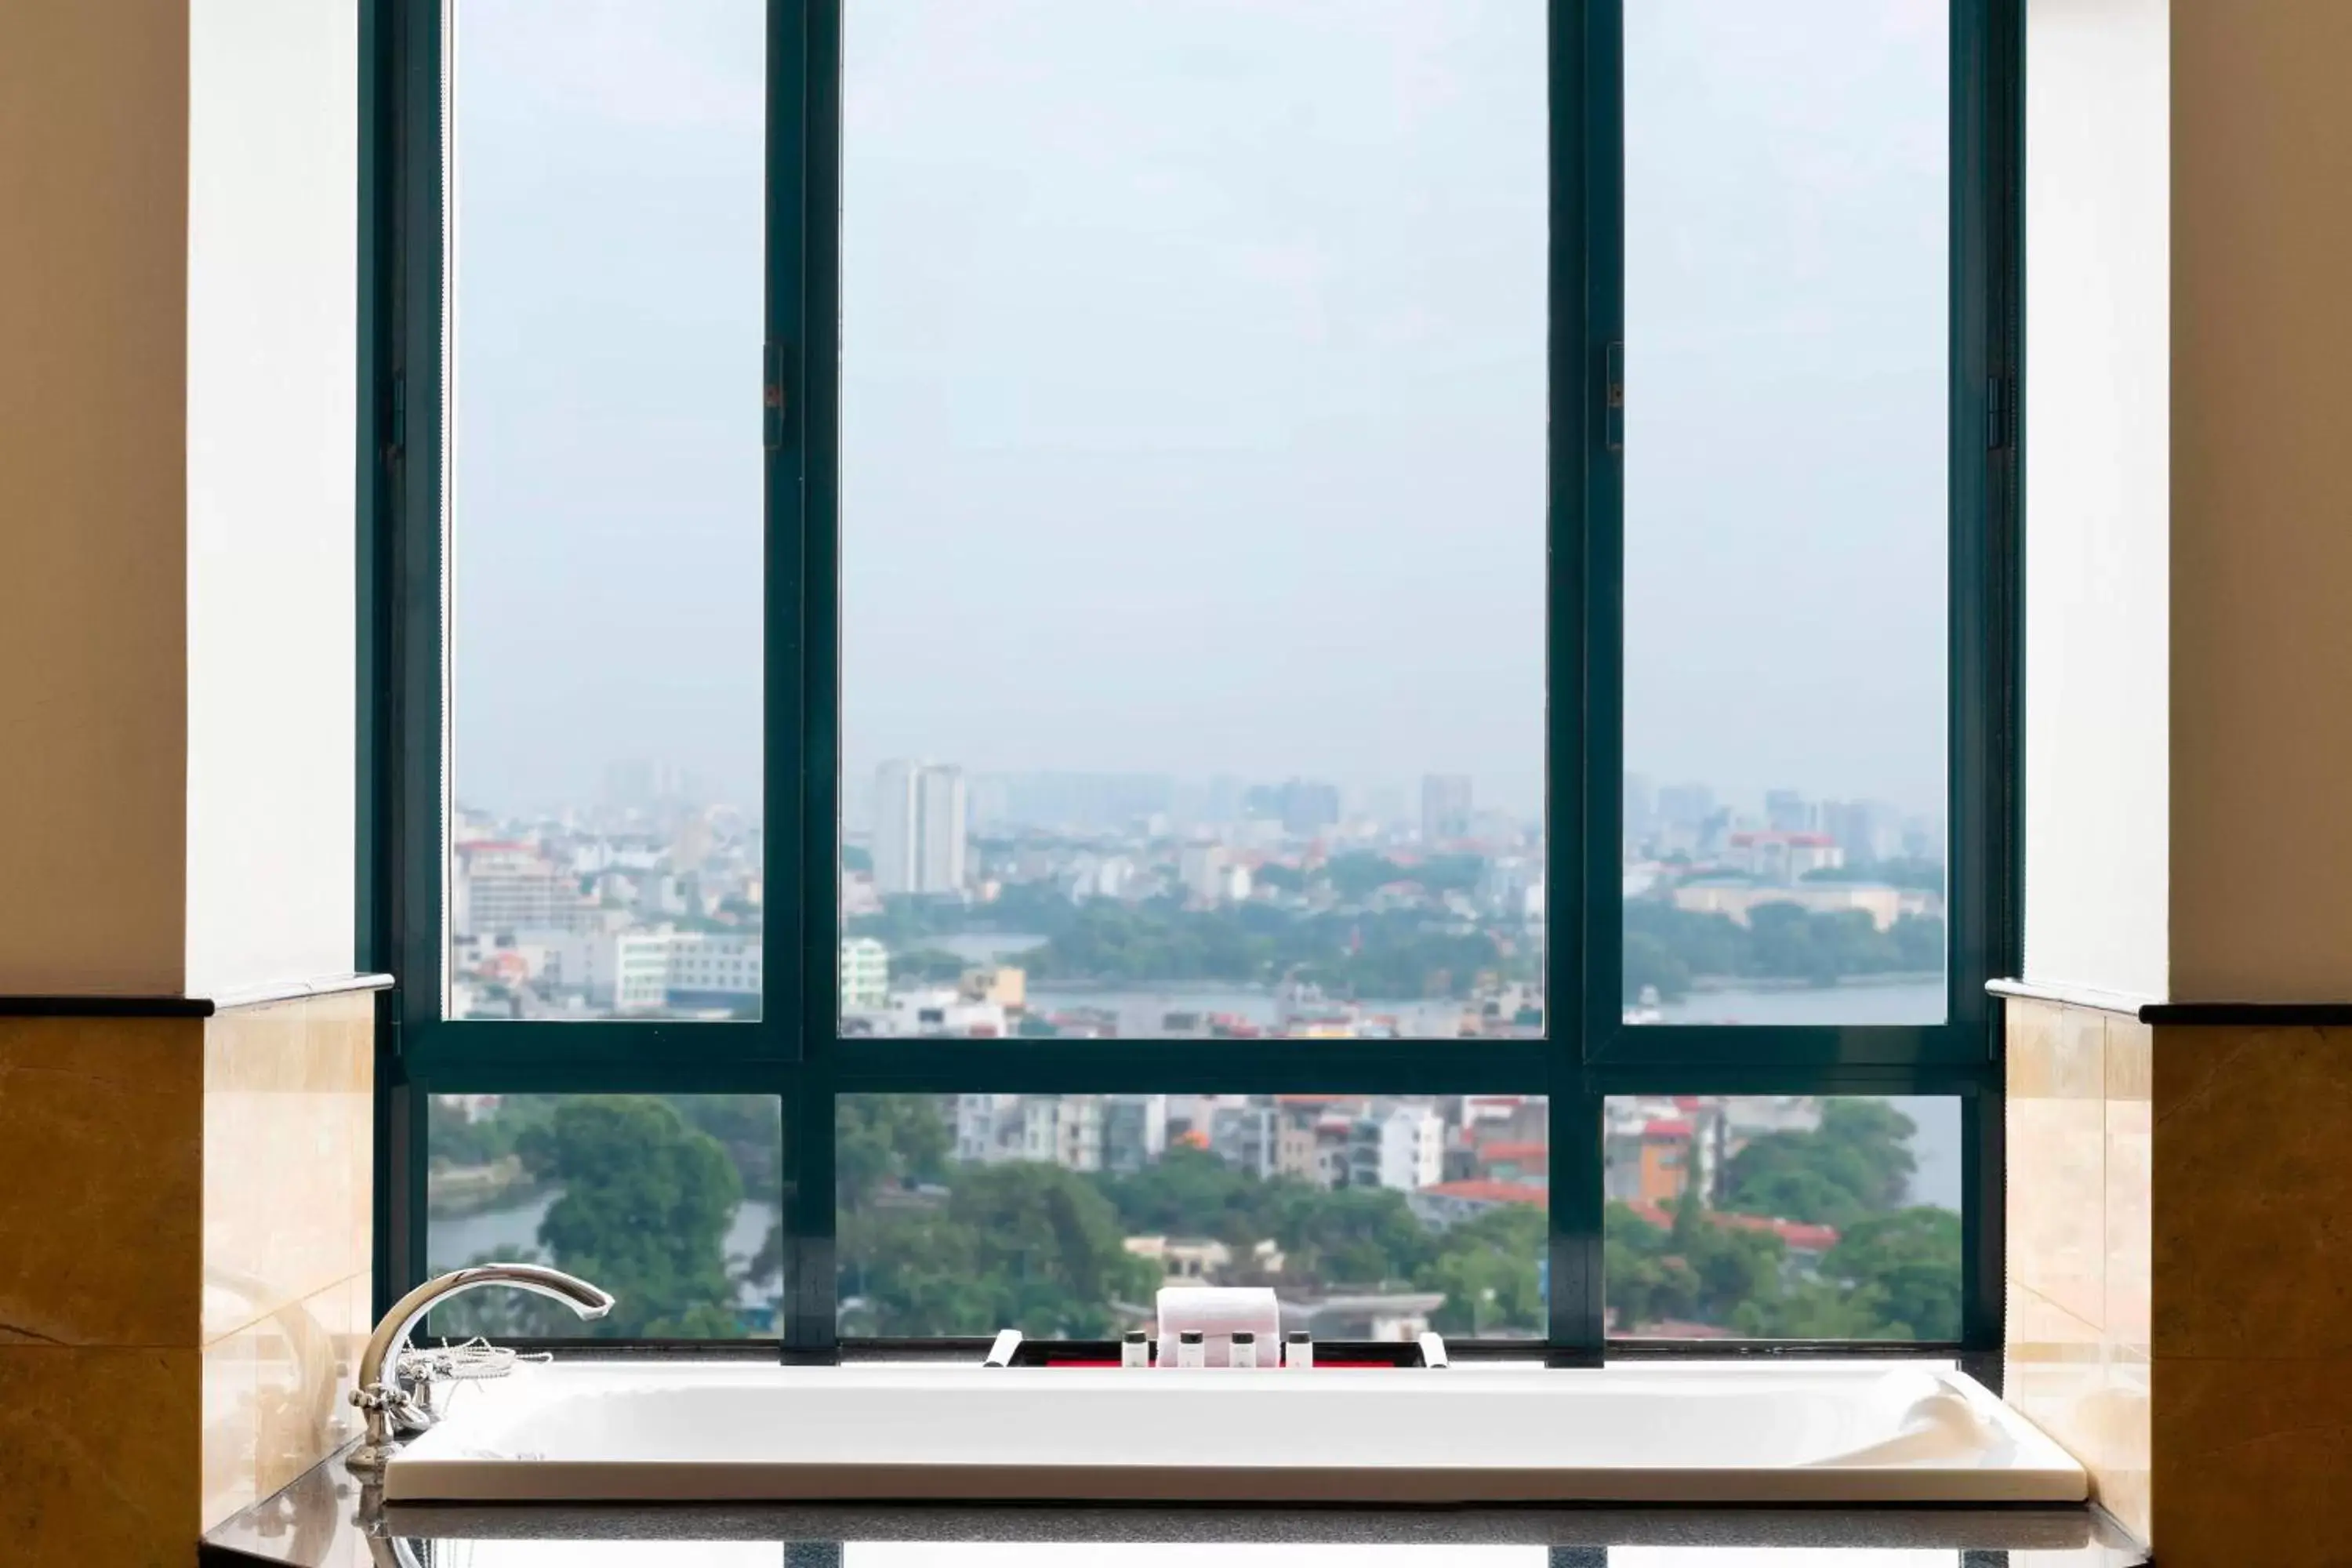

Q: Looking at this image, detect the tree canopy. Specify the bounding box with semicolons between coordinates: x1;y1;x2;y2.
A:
430;1091;1955;1348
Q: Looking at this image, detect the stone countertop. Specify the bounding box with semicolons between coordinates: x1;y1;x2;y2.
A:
199;1448;2148;1567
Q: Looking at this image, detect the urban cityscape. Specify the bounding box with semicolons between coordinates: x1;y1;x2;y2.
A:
426;1087;1955;1343
429;760;1957;1342
448;760;1947;1034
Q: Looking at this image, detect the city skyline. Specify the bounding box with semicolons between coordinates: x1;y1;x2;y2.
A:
456;757;1947;840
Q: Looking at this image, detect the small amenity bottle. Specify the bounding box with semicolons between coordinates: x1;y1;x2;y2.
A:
1230;1330;1257;1370
1284;1330;1313;1370
1122;1330;1149;1369
1177;1329;1205;1369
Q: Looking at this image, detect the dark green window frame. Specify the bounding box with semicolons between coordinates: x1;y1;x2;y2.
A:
360;0;2022;1369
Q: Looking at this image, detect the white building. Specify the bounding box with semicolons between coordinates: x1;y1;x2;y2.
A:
1022;1094;1102;1171
954;1094;1102;1171
453;841;591;937
613;931;760;1012
873;760;967;896
1178;845;1251;905
1671;879;1915;931
1066;852;1134;902
883;987;1007;1038
1722;831;1846;881
1180;843;1226;903
1347;1105;1446;1192
1102;1094;1169;1174
840;936;889;1012
1820;800;1906;865
507;929;624;1002
1421;774;1473;846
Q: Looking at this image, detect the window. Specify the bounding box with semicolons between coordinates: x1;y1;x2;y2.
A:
1603;1096;1962;1341
837;1;1546;1042
840;1093;1548;1341
423;1093;785;1339
370;0;2017;1361
1619;0;1951;1030
439;0;767;1024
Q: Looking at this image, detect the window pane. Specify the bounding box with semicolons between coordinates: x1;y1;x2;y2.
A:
838;2;1548;1041
426;1093;783;1338
445;0;765;1021
1605;1095;1962;1341
1620;1;1949;1026
839;1094;1548;1340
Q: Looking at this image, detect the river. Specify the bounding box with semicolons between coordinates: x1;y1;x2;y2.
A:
935;936;1959;1207
431;1196;782;1305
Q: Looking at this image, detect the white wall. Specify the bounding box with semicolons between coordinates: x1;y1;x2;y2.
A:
184;0;360;993
2020;0;2170;1000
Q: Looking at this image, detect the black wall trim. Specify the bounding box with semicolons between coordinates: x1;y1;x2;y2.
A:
1990;978;2352;1026
0;995;216;1018
2138;1000;2352;1026
0;974;395;1020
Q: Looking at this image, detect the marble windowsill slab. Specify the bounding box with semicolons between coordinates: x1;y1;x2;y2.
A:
1989;978;2352;1026
0;973;392;1018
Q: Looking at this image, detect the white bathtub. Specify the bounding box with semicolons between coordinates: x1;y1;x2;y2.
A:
380;1361;2085;1506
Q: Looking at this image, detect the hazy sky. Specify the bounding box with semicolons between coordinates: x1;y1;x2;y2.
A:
450;0;1948;824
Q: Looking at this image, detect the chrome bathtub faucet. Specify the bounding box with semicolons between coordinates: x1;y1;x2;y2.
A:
343;1263;614;1477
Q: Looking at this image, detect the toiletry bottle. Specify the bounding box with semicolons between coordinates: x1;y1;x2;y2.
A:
1285;1330;1313;1370
1177;1329;1205;1369
1122;1330;1149;1369
1231;1330;1257;1370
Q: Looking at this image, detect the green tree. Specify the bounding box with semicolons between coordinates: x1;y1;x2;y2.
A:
836;1093;953;1210
1096;1145;1271;1248
1719;1098;1918;1227
1262;1180;1435;1287
842;1160;1160;1338
524;1096;745;1337
664;1094;782;1203
1891;913;1945;971
1622;930;1693;1003
1606;1197;1791;1334
1733;1275;1886;1338
1624;899;1750;981
1814;1206;1963;1340
887;947;970;986
1252;862;1306;894
1802;858;1945;893
1416;1204;1547;1335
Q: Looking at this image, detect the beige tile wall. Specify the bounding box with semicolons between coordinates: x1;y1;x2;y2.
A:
198;989;373;1527
0;990;372;1565
2005;996;2153;1546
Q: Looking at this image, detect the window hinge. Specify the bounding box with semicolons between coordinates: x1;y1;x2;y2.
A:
1986;374;2014;451
763;343;788;451
388;372;407;458
1604;340;1625;452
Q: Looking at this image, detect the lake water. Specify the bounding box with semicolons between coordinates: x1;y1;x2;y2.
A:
432;1196;783;1305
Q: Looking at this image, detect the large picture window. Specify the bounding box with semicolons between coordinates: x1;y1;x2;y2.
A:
368;0;2018;1364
